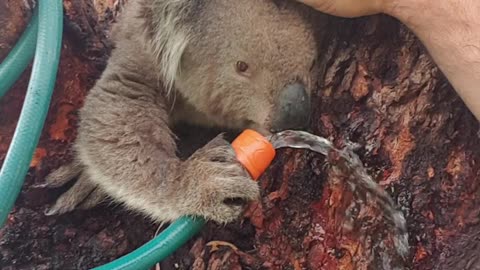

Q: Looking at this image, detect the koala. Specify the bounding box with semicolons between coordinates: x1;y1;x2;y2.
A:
40;0;325;224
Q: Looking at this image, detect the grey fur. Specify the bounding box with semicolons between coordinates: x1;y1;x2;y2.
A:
43;0;326;223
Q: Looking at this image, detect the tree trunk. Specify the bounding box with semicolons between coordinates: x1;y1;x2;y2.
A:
1;1;479;269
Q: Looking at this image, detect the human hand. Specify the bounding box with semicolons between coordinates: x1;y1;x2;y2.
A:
297;0;386;18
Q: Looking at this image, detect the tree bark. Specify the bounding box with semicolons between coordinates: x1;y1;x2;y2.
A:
1;1;479;269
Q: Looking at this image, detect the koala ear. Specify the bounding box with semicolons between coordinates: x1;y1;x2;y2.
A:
140;0;194;93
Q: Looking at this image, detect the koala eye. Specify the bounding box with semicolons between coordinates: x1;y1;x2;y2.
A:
235;61;249;73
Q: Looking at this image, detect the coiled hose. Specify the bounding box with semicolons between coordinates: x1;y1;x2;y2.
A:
0;0;63;225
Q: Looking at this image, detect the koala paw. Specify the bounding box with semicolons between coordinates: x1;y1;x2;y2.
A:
179;134;260;224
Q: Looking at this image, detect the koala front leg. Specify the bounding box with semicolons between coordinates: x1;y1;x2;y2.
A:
73;78;259;223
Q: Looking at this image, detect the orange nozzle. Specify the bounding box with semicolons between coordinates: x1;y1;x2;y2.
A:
231;129;276;180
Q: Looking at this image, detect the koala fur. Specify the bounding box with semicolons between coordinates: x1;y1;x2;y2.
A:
41;0;325;224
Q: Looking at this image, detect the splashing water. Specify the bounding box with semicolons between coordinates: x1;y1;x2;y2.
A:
268;130;409;260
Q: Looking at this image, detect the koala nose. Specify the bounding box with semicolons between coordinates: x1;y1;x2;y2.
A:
271;83;310;132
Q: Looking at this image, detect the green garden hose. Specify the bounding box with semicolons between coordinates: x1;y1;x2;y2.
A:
93;217;206;270
0;7;38;98
0;0;63;226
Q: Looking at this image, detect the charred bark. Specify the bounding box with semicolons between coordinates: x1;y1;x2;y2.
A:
1;1;479;269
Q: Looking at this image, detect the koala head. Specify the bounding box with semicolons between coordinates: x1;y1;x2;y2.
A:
142;0;325;133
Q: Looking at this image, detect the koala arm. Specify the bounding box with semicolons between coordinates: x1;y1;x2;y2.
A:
74;60;259;223
76;67;186;220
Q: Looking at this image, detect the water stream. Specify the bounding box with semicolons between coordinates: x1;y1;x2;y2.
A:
268;130;409;261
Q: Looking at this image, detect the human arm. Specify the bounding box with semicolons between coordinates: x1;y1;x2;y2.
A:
385;0;480;121
298;0;480;121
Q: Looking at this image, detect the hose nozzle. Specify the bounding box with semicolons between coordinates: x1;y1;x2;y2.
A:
231;129;276;180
